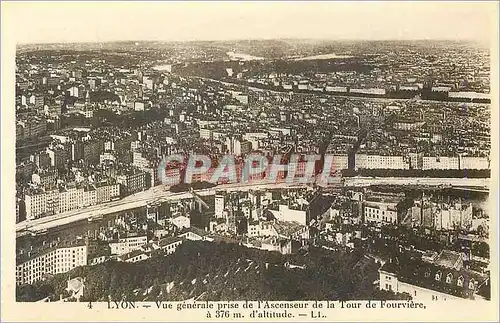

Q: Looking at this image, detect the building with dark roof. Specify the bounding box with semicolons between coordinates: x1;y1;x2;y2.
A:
157;236;183;255
379;254;490;301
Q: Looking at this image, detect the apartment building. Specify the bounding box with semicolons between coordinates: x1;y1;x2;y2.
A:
355;154;410;170
363;194;403;225
31;168;57;187
157;236;184;255
16;239;88;286
116;170;147;195
25;188;59;220
364;202;398;225
109;235;148;256
422;156;460;170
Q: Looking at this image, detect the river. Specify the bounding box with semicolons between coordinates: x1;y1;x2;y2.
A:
226;52;265;61
293;53;354;60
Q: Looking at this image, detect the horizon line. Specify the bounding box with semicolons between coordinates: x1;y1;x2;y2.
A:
17;37;489;47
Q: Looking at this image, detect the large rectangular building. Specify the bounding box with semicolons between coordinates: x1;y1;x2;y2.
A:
25;188;59;220
459;156;490;170
16;239;88;286
422;156;459;170
116;170;147;195
364;202;398;225
109;235;148;256
355;154;410;170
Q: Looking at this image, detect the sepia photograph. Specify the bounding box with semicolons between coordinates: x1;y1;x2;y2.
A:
1;1;498;322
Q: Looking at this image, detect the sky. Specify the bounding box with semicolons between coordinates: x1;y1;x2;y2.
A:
2;1;497;44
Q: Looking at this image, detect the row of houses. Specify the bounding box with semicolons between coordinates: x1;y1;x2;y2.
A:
24;183;120;220
354;153;490;170
219;153;491;171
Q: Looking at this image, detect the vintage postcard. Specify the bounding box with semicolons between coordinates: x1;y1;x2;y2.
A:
1;1;498;322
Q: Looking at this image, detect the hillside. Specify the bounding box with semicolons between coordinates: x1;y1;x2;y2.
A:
17;241;408;302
